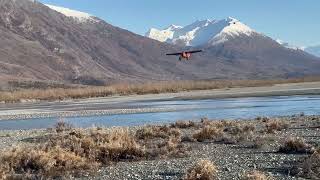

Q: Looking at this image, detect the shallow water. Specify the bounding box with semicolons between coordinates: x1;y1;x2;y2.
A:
0;95;320;130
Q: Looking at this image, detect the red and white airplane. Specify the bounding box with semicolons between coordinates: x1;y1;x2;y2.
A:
166;50;202;61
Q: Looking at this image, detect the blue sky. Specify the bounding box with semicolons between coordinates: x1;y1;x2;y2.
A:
39;0;319;47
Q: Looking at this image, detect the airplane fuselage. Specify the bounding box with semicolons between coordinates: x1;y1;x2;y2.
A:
179;52;192;60
166;50;202;61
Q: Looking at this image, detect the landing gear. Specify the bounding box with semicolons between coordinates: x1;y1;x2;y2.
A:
179;56;182;61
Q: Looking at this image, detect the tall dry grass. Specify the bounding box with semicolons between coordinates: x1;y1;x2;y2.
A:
1;77;320;103
299;148;320;178
0;146;98;179
0;123;188;179
184;160;218;180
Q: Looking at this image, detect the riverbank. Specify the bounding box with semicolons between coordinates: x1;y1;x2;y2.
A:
0;115;319;179
1;78;320;103
0;82;320;121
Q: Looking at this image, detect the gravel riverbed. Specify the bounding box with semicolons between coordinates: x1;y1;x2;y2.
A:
0;115;319;180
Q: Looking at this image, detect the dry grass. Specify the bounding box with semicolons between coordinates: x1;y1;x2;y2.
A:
48;128;145;164
1;77;320;103
135;125;187;158
0;126;187;179
242;170;271;180
171;120;198;129
193;120;256;144
265;119;289;133
249;136;275;149
0;146;98;179
184;160;218;180
135;125;181;140
54;119;73;133
193;125;224;142
299;148;320;179
220;124;256;144
279;138;314;154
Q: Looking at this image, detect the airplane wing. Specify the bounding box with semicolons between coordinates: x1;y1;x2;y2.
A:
166;52;182;56
186;50;202;54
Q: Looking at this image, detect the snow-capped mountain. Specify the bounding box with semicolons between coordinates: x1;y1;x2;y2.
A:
305;45;320;57
146;17;256;46
276;40;320;58
1;0;320;86
276;39;304;50
45;4;98;23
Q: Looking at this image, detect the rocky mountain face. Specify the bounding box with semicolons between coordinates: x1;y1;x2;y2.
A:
0;0;184;85
0;0;320;86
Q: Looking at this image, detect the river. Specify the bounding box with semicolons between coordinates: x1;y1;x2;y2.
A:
0;95;320;130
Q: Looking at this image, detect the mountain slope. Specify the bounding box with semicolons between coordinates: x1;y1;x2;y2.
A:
146;17;255;46
305;45;320;57
146;18;320;78
0;0;187;84
0;0;320;86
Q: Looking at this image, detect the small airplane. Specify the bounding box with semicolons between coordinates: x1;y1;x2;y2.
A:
166;50;202;61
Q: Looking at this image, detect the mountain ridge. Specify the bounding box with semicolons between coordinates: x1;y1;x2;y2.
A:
146;17;257;47
1;0;320;86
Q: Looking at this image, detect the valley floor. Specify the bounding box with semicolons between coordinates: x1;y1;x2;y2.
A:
0;115;319;179
1;81;320;121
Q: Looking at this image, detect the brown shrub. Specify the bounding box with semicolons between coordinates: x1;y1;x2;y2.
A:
219;123;255;144
279;138;314;154
265;119;289;133
156;136;187;158
298;148;320;178
193;126;224;142
200;117;210;125
54;119;73;133
193;120;257;144
242;170;271;180
136;125;181;140
248;136;275;149
171;120;197;129
0;126;189;179
184;160;218;180
48;128;145;164
0;146;98;179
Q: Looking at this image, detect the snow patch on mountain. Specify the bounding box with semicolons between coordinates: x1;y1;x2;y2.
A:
305;45;320;57
146;28;174;42
45;4;97;23
146;17;256;46
276;39;304;50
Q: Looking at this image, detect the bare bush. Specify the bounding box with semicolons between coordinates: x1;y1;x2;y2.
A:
265;119;289;133
279;138;314;154
299;148;320;179
242;170;271;180
48;128;145;164
193;120;257;144
0;146;98;179
135;125;181;140
193;125;224;142
184;160;218;180
171;120;197;129
54;119;73;133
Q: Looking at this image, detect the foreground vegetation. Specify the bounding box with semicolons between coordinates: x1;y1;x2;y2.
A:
0;115;319;179
1;77;320;103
